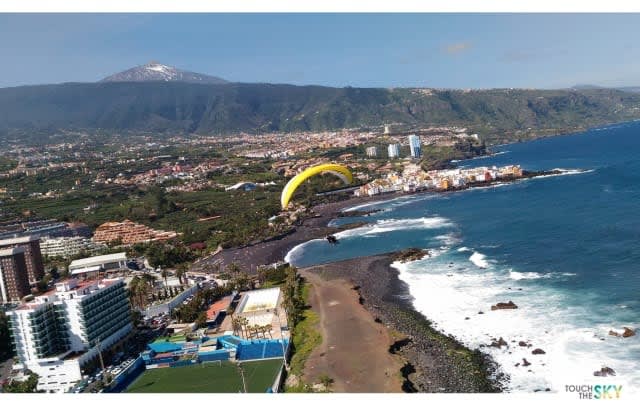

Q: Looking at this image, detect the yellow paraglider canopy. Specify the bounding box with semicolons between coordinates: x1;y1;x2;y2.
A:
281;163;353;209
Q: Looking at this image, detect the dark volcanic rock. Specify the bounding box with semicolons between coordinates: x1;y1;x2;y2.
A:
491;301;518;311
391;248;429;263
622;327;636;338
522;358;531;367
593;367;616;377
490;337;509;349
531;348;546;355
518;341;528;347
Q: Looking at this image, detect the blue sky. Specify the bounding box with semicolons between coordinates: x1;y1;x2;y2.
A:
1;13;640;89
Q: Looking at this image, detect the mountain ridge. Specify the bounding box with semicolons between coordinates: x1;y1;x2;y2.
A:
1;81;640;145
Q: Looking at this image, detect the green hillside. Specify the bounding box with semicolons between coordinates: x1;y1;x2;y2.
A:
1;82;639;144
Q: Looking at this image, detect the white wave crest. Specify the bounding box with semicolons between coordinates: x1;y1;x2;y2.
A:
334;216;454;238
469;251;489;268
508;270;552;280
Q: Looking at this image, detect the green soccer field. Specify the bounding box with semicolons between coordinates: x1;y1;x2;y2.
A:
125;359;283;393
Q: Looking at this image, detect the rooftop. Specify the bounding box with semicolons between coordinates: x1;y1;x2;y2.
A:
206;295;234;321
11;278;124;311
0;235;40;246
68;252;127;269
0;246;25;256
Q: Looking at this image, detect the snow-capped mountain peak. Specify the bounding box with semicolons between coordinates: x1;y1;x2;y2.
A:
100;61;228;84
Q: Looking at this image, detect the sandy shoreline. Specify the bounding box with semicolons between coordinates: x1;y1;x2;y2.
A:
300;254;502;393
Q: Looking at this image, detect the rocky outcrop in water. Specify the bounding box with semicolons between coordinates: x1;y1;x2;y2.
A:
531;348;546;355
391;248;429;263
491;301;518;311
609;327;636;338
490;337;509;349
593;367;616;377
622;327;636;338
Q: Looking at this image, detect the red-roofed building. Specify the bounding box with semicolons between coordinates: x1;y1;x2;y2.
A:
206;294;234;325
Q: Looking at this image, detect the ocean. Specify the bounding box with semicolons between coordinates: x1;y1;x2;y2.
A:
285;121;640;394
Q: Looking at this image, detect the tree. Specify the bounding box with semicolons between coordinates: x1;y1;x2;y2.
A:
3;372;40;393
161;268;169;287
36;275;51;293
0;311;13;361
128;276;141;308
226;262;243;276
231;316;242;337
176;263;188;285
49;267;60;280
195;312;207;329
318;374;334;392
131;310;143;329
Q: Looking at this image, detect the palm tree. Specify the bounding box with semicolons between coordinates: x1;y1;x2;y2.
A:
128;276;140;307
176;265;186;286
231;316;241;337
161;268;168;287
262;325;272;339
240;317;249;339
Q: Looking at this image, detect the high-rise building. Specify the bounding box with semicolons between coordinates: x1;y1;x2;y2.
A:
6;278;132;392
0;247;31;303
365;146;378;158
408;134;422;158
387;143;400;159
0;236;45;284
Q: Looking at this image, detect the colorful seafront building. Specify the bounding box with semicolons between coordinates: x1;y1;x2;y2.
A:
354;165;524;197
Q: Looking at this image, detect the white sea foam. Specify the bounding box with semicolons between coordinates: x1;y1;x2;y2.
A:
434;233;462;247
508;270;552;280
334;216;454;239
531;168;596;179
457;246;472;252
469;251;490;268
393;252;640;394
464;151;511;162
283;238;322;264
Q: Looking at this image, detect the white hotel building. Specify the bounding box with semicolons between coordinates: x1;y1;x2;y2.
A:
6;278;132;393
40;236;107;259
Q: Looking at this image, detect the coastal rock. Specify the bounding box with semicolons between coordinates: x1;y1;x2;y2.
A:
478;311;484;314
609;327;635;338
531;348;546;355
392;248;429;263
518;341;528;347
491;301;518;311
593;367;616;377
489;337;508;349
522;358;531;367
622;327;636;338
